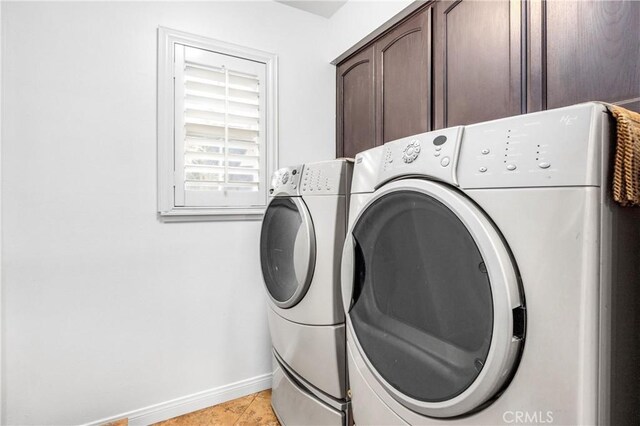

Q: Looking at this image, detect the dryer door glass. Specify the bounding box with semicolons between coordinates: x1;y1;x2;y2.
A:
350;190;493;403
260;197;315;308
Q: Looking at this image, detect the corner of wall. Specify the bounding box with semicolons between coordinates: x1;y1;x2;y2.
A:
0;0;4;422
326;0;415;61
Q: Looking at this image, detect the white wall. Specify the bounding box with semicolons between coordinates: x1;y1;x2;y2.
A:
327;0;414;61
1;1;415;424
0;1;3;422
1;2;333;424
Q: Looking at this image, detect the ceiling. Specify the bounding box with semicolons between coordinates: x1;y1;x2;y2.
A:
275;1;348;19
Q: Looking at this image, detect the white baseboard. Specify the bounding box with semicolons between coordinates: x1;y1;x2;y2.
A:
86;373;273;426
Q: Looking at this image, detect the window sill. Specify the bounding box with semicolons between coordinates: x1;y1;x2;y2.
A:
158;207;265;222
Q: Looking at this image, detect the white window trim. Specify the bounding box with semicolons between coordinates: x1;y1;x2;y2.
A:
157;27;278;220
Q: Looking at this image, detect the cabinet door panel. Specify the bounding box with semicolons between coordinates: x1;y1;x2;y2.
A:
434;0;523;128
540;0;640;111
337;47;375;158
375;9;431;145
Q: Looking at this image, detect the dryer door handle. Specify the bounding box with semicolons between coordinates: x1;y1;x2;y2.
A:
340;234;355;314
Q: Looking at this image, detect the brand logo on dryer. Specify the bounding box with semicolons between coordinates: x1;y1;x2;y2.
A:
402;140;421;163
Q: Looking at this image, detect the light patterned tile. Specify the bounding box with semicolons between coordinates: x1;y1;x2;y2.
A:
234;392;280;426
154;393;257;426
254;389;272;400
103;419;128;426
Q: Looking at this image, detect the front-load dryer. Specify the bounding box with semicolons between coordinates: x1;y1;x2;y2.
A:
341;103;640;425
260;159;353;425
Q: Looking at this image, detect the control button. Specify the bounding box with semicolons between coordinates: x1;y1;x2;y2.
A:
433;135;447;146
538;162;551;169
293;185;297;189
434;152;441;157
506;164;517;171
292;169;297;175
481;149;490;155
281;172;290;184
440;157;450;167
435;146;442;152
479;167;487;173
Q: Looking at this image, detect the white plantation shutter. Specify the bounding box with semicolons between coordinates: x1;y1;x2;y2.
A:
174;45;267;208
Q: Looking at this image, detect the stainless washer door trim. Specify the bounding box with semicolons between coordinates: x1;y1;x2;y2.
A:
340;178;524;418
264;196;316;309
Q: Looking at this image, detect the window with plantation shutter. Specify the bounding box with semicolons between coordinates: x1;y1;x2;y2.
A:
158;28;278;219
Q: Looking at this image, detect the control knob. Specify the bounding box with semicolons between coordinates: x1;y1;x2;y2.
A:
402;140;422;163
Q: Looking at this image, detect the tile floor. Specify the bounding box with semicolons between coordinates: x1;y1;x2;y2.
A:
154;390;280;426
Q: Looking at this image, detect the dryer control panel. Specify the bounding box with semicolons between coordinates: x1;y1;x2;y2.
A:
457;103;604;188
270;165;303;196
376;126;464;188
353;102;606;193
300;159;353;196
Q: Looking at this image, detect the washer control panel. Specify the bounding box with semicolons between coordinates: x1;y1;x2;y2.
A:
300;159;353;196
270;165;302;196
457;103;603;188
379;127;464;187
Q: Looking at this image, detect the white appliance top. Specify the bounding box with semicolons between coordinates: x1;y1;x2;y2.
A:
352;102;607;192
270;159;353;197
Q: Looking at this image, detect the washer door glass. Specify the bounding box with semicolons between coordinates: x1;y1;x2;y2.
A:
351;190;494;403
260;197;316;308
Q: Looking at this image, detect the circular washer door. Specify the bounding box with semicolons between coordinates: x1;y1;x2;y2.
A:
344;179;525;418
260;196;316;308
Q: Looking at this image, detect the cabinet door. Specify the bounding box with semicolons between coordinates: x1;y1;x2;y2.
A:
374;7;432;145
433;0;523;128
336;47;375;159
528;0;640;113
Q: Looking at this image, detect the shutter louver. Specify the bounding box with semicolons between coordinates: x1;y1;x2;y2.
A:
182;61;262;193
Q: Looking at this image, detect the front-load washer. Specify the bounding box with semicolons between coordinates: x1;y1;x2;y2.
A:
260;159;353;425
341;103;640;425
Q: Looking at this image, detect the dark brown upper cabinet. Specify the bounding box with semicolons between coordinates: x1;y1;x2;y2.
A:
432;0;523;129
336;47;375;159
375;9;432;145
336;5;432;158
528;0;640;113
336;0;640;158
